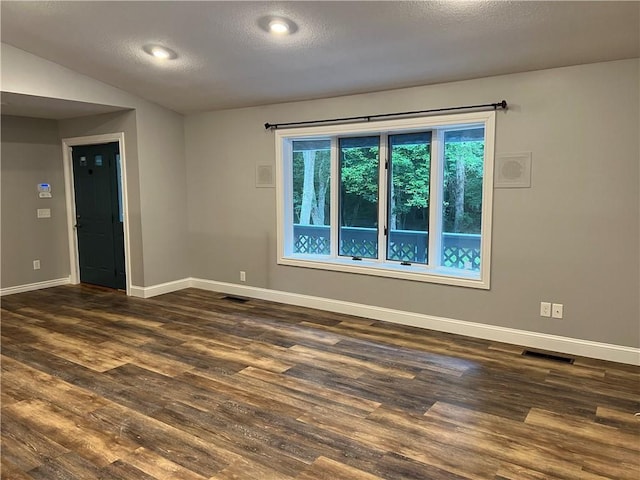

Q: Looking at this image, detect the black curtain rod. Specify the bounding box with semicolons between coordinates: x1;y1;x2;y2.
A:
264;100;507;130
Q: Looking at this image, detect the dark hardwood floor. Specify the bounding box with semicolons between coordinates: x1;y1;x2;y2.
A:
1;285;639;479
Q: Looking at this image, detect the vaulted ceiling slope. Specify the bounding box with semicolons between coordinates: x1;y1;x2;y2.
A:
1;1;639;114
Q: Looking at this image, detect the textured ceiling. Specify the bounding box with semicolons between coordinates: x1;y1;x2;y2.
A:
1;1;639;114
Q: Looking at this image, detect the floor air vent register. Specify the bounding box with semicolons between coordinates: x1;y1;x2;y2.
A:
522;350;575;364
222;295;250;304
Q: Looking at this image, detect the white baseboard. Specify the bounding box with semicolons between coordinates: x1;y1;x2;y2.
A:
0;277;71;296
189;278;640;366
129;278;191;299
125;276;640;366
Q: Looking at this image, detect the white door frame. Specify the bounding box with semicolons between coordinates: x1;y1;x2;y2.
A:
61;133;133;295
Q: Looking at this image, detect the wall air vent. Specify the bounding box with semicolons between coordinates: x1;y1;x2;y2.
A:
256;163;275;188
495;152;532;188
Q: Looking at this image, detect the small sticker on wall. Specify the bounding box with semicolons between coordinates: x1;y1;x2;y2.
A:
79;156;87;166
95;155;103;166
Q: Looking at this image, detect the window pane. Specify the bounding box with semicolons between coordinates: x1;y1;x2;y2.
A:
339;136;379;259
387;132;431;264
292;140;331;255
442;128;484;271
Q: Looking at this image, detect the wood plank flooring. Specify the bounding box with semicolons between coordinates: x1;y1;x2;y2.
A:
1;285;639;479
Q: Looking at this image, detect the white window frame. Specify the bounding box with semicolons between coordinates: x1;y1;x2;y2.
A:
275;111;495;289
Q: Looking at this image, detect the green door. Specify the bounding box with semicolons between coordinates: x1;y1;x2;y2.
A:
72;142;125;290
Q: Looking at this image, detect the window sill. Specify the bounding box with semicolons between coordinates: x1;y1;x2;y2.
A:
278;255;489;289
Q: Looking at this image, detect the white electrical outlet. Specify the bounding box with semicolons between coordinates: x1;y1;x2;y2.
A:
33;260;41;270
240;271;246;282
552;303;564;319
540;302;551;317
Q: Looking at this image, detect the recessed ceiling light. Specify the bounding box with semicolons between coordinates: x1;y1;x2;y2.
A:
269;19;290;35
258;16;298;36
151;46;171;59
143;44;178;60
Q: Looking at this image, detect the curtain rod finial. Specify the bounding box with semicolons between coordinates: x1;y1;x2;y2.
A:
264;122;272;130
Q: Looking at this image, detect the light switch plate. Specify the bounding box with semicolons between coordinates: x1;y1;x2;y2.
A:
540;302;551;317
37;208;51;218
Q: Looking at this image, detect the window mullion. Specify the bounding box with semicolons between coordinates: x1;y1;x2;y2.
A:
428;130;444;267
330;137;339;258
377;134;388;263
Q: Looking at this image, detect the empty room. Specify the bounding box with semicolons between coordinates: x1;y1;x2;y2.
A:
1;1;639;479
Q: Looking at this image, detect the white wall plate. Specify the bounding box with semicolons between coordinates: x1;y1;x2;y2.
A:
256;163;275;188
495;152;532;188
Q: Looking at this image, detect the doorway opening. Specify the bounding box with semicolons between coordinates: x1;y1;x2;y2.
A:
62;133;131;294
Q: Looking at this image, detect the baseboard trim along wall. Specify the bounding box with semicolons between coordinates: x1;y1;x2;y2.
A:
184;278;637;366
0;276;71;296
130;278;191;299
12;276;639;366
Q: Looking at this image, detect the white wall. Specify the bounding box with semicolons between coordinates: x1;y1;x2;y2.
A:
1;44;189;286
185;59;640;348
1;116;70;287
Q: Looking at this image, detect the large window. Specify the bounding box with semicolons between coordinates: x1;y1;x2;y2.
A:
276;111;495;288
